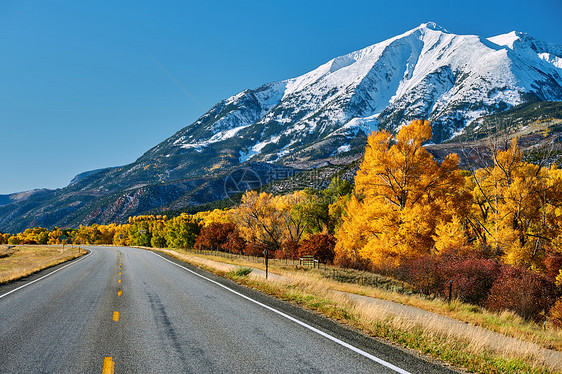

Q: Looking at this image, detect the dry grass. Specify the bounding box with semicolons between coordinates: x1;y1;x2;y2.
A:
0;245;16;258
155;248;560;373
0;245;87;284
324;277;562;352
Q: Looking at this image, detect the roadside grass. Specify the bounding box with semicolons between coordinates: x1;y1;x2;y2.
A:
327;277;562;352
0;245;16;258
229;267;253;277
155;248;559;373
0;245;87;284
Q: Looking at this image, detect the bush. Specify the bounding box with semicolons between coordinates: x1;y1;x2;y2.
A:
195;223;239;252
298;234;336;264
440;251;500;305
486;265;558;322
224;229;245;254
279;240;299;260
450;259;499;304
544;248;562;280
396;255;445;296
244;242;268;257
396;249;499;303
7;236;21;245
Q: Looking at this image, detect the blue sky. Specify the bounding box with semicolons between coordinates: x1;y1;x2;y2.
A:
1;0;561;194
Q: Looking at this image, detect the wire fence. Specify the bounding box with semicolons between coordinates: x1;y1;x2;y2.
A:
183;248;412;294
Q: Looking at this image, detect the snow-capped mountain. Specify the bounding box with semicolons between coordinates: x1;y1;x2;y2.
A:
1;22;562;233
143;21;562;173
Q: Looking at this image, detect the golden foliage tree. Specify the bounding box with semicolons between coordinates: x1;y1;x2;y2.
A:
195;209;233;226
231;191;285;252
468;138;562;268
336;120;470;268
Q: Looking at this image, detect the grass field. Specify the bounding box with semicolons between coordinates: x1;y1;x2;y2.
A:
155;248;560;374
0;245;87;284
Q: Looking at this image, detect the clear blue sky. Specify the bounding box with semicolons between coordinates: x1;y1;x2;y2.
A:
1;0;561;194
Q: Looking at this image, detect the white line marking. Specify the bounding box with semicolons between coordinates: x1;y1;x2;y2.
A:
152;252;410;374
0;251;91;300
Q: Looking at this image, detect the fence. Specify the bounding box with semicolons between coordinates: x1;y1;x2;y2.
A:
184;247;410;293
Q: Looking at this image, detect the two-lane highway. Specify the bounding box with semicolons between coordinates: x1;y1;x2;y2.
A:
0;246;456;373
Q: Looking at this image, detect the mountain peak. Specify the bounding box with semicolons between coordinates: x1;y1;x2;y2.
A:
488;31;522;49
417;22;447;33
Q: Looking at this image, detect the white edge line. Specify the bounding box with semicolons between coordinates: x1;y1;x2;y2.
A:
0;251;92;300
152;252;411;374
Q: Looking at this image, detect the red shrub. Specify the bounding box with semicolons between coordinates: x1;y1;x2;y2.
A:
279;240;299;260
223;229;245;254
486;265;558;322
195;223;239;252
397;249;500;303
444;257;499;305
298;234;336;264
334;250;353;268
544;248;562;280
244;242;268;257
397;255;445;296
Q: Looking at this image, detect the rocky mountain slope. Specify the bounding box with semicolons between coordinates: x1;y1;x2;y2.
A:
145;22;562;175
1;22;562;233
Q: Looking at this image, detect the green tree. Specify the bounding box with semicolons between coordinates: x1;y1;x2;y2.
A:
165;214;201;248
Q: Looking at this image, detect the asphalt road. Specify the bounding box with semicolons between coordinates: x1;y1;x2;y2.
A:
0;246;457;373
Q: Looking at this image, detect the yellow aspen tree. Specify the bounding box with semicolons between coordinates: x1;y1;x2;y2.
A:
231;191;284;251
48;227;63;244
113;225;130;246
276;190;310;244
195;209;233;226
336;120;469;268
470;139;562;268
433;215;467;254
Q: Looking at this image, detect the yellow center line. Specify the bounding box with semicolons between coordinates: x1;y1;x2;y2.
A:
102;356;114;374
118;279;121;283
117;290;122;296
113;311;120;321
119;272;121;275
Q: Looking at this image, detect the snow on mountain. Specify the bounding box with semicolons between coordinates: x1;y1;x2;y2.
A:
144;22;562;173
488;31;521;49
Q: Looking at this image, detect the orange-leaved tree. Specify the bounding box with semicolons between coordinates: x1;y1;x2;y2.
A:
335;120;470;268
